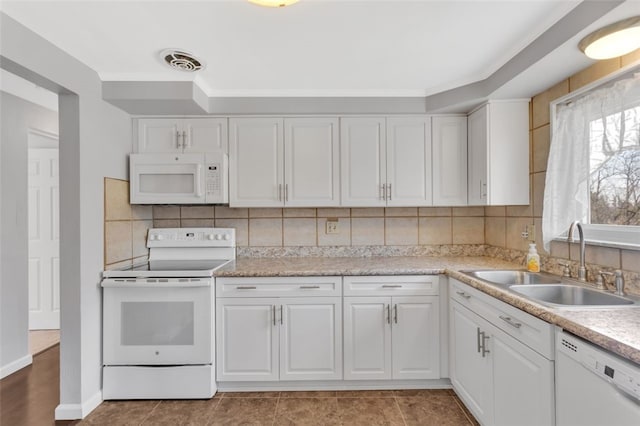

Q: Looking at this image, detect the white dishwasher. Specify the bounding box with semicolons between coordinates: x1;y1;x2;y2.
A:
556;330;640;426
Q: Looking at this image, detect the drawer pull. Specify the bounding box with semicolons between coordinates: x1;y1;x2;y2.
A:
299;285;321;289
477;327;482;353
480;332;490;357
499;315;522;329
456;291;471;299
272;305;276;326
394;304;398;324
386;304;391;324
382;284;402;288
236;286;256;290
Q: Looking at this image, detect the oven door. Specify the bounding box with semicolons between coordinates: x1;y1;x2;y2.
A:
102;278;213;365
129;153;206;204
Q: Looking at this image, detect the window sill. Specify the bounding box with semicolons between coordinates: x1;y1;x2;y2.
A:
554;224;640;252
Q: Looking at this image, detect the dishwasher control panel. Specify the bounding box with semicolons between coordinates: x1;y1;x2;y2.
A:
559;331;640;401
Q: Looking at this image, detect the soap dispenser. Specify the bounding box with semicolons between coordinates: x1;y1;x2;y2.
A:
526;243;540;272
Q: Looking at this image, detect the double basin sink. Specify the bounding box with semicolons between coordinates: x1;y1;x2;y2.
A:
462;270;637;308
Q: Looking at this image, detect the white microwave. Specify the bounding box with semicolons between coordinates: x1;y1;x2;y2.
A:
129;152;228;204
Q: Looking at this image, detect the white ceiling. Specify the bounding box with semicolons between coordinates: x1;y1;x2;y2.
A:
0;0;587;98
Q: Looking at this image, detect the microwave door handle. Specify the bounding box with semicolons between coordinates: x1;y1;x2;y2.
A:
195;164;203;197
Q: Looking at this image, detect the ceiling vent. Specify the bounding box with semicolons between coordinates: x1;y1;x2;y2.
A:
159;49;204;72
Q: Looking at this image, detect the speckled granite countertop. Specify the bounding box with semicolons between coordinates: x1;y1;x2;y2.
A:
216;256;640;365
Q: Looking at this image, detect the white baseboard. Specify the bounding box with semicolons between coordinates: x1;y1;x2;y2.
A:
217;378;452;392
55;390;103;420
0;354;33;379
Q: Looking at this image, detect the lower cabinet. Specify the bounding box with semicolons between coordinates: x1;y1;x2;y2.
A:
344;296;440;380
343;275;441;381
216;277;342;382
449;279;555;426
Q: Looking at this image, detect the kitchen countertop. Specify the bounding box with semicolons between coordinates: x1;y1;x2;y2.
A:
216;256;640;365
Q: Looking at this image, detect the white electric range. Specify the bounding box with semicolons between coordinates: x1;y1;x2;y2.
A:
101;227;235;400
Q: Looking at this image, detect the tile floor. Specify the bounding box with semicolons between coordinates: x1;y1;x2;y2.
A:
80;390;479;425
29;329;60;355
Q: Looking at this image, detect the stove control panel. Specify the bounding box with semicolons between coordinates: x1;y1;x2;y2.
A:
147;228;236;248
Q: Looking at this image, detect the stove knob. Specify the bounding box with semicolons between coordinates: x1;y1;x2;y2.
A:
149;234;157;241
207;234;215;240
215;234;222;240
223;234;230;241
157;235;165;241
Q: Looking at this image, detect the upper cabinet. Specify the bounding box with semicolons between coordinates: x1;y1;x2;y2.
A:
229;117;340;207
340;116;433;207
467;100;529;205
432;116;468;206
136;118;228;153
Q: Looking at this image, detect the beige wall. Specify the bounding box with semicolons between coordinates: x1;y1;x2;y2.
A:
104;178;152;269
152;206;486;247
485;48;640;294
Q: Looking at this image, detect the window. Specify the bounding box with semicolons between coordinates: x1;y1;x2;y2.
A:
588;104;640;226
543;69;640;251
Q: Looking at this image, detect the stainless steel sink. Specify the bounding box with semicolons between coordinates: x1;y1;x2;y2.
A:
510;284;635;307
465;270;562;286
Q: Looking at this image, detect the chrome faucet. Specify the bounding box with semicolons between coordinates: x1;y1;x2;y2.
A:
568;221;587;282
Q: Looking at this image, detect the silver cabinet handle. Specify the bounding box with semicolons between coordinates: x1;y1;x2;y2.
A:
481;332;490;357
477;327;482;353
278;184;282;202
499;315;522;329
285;184;289;202
280;305;283;325
300;285;320;289
236;286;256;290
176;130;182;148
382;284;402;288
386;304;391;324
456;291;471;299
380;184;385;200
183;130;189;148
272;305;276;326
387;183;392;201
393;304;398;324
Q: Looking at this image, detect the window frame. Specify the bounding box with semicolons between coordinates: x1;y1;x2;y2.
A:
549;62;640;251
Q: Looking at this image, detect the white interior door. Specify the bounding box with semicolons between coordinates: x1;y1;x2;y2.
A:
28;132;60;330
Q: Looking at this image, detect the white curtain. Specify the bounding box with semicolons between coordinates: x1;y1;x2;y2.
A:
542;73;640;251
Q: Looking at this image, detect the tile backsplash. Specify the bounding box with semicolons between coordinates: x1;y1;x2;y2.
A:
152;206;486;248
104;178;152;269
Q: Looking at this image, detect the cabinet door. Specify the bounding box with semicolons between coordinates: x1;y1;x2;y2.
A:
391;296;440;380
343;297;392;380
467;106;488;206
491;324;554;426
137;118;181;153
280;297;342;381
386;117;433;206
340;117;386;206
182;118;228;153
432;116;467;206
449;301;493;425
284;118;340;207
229;117;284;207
216;298;279;381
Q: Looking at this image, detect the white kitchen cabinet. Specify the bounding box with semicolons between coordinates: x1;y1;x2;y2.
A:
216;298;279;382
229;117;339;207
136;118;227;153
449;278;555;426
216;277;342;382
340;116;433;207
343;276;440;381
467;100;529;205
432;116;467;206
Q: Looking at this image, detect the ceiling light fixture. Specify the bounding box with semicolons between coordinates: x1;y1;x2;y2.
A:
248;0;299;7
578;16;640;60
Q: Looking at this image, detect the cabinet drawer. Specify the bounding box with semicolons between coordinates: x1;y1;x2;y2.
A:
344;275;439;296
450;279;554;359
217;276;342;297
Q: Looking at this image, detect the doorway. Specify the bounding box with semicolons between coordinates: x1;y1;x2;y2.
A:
27;129;60;355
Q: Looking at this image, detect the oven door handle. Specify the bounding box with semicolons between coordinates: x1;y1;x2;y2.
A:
101;280;211;288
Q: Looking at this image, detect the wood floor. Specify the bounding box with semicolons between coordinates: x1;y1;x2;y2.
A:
1;345;478;425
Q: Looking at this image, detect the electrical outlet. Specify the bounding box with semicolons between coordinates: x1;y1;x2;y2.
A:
326;219;339;234
528;224;536;242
